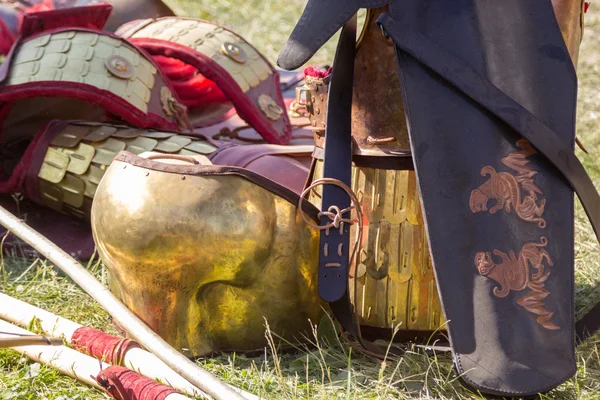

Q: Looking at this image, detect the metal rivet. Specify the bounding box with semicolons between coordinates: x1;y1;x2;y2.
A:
257;94;284;121
220;42;247;63
181;176;186;180
105;55;134;79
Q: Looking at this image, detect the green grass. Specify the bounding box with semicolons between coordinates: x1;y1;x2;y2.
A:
1;2;600;399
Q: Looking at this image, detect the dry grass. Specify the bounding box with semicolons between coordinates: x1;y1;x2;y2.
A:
1;1;600;399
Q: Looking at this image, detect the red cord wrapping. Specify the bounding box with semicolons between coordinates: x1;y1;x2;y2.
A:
303;66;332;78
151;55;229;108
96;366;178;400
71;327;141;365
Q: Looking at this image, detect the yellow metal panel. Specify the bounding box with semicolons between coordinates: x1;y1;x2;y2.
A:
27;34;51;47
51;31;76;40
85;126;118;142
71;32;99;45
57;173;85;208
45;39;71;54
154;135;192;153
38;180;64;211
124;137;158;154
68;46;95;61
38;147;69;184
51;125;92;148
81;165;105;198
14;46;45;63
59;143;95;175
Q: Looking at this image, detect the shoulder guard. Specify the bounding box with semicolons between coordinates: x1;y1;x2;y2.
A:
117;17;293;145
0;24;186;137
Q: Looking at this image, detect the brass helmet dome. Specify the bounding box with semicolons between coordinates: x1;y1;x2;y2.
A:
91;151;324;356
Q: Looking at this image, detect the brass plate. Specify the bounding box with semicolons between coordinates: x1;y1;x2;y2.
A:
57;173;85;208
38;148;70;184
124;137;158;154
81;164;105;198
38;179;63;211
60;143;95;175
85;126;118;142
112;128;145;139
51;125;92;148
154;136;192;153
183;140;218;154
92;138;127;166
142;131;177;139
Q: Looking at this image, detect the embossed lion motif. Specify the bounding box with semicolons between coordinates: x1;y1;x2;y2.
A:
474;237;559;330
469;139;547;228
470;166;546;228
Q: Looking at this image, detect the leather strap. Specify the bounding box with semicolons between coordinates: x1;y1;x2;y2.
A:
377;13;600;341
317;16;358;336
316;17;449;356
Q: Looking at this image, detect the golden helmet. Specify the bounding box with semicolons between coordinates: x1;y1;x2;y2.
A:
90;151;324;356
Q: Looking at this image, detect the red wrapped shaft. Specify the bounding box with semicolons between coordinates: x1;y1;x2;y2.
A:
96;366;179;400
71;327;140;365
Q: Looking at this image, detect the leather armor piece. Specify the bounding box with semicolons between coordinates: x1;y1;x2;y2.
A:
352;6;409;155
7;120;314;221
280;0;593;395
0;0;175;51
378;0;584;395
91;151;324;356
0;27;188;181
117;17;293;145
299;15;443;336
307;160;444;332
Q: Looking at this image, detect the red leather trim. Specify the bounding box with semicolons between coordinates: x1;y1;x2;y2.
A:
21;121;75;203
0;27;186;131
130;38;293;145
0;120;64;194
0;82;179;131
20;3;113;38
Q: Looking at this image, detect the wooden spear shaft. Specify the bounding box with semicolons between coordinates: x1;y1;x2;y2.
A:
0;292;258;400
0;205;244;400
0;319;190;399
0;334;62;348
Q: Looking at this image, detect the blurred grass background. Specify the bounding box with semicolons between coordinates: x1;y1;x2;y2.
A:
1;1;600;399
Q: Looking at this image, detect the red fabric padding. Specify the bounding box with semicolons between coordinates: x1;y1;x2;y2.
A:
96;366;178;400
130;38;292;145
71;327;141;366
303;66;331;78
152;55;229;108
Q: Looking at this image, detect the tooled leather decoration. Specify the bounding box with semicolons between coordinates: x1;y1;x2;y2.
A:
470;139;546;228
474;237;558;330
